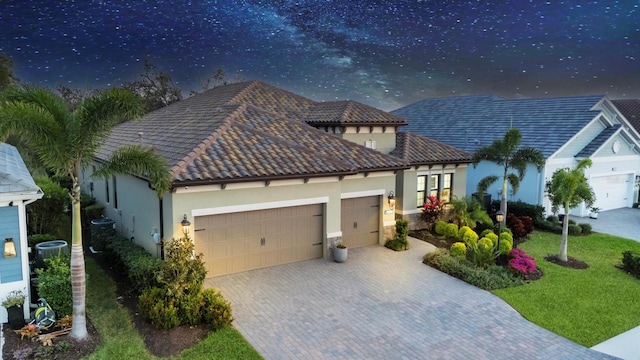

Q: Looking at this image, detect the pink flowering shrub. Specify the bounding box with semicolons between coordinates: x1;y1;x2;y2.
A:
508;248;537;275
421;195;446;225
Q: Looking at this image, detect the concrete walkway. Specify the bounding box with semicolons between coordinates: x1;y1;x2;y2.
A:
205;238;615;359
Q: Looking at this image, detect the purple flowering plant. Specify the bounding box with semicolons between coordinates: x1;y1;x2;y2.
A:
508;248;537;275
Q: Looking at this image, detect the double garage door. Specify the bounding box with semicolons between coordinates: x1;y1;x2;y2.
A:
194;204;324;277
590;174;631;211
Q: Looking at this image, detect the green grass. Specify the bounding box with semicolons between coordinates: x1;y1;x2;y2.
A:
84;257;263;359
493;231;640;347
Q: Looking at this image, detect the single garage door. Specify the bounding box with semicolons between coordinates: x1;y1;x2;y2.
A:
590;174;631;210
341;196;380;248
194;204;323;277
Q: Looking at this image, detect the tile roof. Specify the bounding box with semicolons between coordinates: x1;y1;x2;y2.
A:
575;124;621;157
0;142;42;195
391;94;605;158
98;83;409;185
612;99;640;134
390;132;472;165
304;101;407;126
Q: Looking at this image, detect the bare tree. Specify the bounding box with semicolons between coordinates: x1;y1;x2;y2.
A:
189;67;244;95
124;59;183;112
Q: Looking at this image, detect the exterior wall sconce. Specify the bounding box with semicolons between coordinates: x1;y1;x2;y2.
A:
388;191;396;210
4;238;17;258
181;214;191;235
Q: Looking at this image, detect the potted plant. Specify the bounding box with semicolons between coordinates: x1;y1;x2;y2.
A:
589;207;601;219
333;242;348;263
2;289;26;329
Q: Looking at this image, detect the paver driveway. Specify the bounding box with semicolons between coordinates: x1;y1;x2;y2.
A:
205;238;615;360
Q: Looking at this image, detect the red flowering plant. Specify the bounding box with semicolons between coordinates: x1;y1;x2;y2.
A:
421;195;446;227
508;248;537;276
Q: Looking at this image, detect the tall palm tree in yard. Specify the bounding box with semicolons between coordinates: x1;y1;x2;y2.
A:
0;85;172;340
546;158;595;262
473;128;545;225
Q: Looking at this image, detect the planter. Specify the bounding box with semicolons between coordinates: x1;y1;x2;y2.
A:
333;247;348;263
7;305;25;330
589;212;599;219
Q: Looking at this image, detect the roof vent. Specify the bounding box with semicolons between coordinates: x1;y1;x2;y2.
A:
138;132;144;145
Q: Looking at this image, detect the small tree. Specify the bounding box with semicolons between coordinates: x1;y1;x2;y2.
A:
546;159;595;261
473;128;545;225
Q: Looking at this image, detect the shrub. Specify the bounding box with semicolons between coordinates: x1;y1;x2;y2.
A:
458;226;472;240
177;291;205;326
35;256;72;317
423;249;523;290
385;219;409;251
106;236;163;290
421;195;446;226
469;237;497;268
568;224;582;235
493;200;545;224
508;248;537;276
499;239;513;255
461;230;479;246
434;221;448;236
449;196;493;229
450;242;467;258
27;177;69;235
157;235;207;297
82;203;105;229
621;251;640;278
201;288;234;331
546;215;559;223
579;223;592;234
444;223;459;238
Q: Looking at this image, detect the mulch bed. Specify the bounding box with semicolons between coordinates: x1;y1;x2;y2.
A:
2;251;210;359
544;255;590;269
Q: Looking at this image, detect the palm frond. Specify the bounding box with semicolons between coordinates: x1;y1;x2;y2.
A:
476;175;499;196
93;145;172;198
506;173;520;194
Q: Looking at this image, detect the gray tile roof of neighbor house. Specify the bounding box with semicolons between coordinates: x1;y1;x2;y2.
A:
0;142;41;195
575;124;622;157
98;82;410;185
391;94;606;158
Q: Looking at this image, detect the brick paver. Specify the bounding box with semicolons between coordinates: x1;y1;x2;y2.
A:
205;238;616;360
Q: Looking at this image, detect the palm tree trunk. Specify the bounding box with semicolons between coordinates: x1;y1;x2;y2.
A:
69;185;88;340
501;174;508;226
559;205;569;262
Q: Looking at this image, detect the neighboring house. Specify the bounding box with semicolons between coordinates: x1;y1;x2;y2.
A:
0;143;43;323
392;95;640;217
612;99;640;203
84;81;470;277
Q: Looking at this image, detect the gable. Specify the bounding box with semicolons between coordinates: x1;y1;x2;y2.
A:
0;143;41;200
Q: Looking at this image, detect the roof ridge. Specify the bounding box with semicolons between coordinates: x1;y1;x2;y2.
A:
227;80;260;105
401;132;411;160
342;101;354;123
170;104;245;177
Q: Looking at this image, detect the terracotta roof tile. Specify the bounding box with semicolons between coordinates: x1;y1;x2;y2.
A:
390;132;472;165
612;99;640;134
304;100;407;126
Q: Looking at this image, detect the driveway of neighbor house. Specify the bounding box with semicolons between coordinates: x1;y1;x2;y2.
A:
576;208;640;242
205;238;614;360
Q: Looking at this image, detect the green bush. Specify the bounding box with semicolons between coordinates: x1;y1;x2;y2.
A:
178;292;205;326
423;249;523;290
444;223;459;238
492;200;545;225
450;242;467;258
458;226;472;240
201;288;234;331
35;256;72;317
27;176;69;235
578;223;592;234
461;229;479;246
621;251;640;278
157;235;207;297
568;218;576;225
546;215;559;223
385;219;410;251
568;224;582;235
83;203;105;229
434;221;448;236
138;288;180;330
106;236;163;290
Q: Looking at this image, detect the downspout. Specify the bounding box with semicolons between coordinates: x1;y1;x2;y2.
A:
159;198;164;260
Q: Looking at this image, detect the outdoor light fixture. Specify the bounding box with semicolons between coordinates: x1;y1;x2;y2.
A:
4;238;17;258
181;214;191;235
495;211;504;252
388;191;396;210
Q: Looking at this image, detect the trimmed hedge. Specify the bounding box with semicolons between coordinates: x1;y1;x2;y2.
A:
621;251;640;278
105;235;163;290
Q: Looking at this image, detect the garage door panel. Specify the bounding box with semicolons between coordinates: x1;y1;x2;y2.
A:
341;196;380;248
590;174;630;211
195;204;324;277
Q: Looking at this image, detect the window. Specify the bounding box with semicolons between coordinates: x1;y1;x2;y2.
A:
417;175;427;207
429;175;439;198
441;173;453;203
105;178;110;204
112;176;118;209
365;139;376;149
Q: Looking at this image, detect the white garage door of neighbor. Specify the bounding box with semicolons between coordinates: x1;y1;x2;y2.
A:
341;196;380;248
590;174;631;211
194;204;324;277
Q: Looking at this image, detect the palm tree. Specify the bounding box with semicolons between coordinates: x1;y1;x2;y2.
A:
546;158;595;262
0;85;172;340
472;128;545;225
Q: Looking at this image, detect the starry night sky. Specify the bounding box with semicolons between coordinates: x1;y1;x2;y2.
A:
1;1;638;110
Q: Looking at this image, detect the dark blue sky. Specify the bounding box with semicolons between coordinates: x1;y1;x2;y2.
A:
1;0;638;110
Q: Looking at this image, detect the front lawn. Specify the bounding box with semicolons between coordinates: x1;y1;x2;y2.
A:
493;231;640;347
84;257;263;360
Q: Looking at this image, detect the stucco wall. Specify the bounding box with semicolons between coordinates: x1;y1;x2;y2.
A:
466;162;544;206
341;127;397;154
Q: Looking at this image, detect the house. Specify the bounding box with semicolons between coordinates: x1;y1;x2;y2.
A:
612;99;640;204
0;142;43;323
392;95;640;217
84;81;471;277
